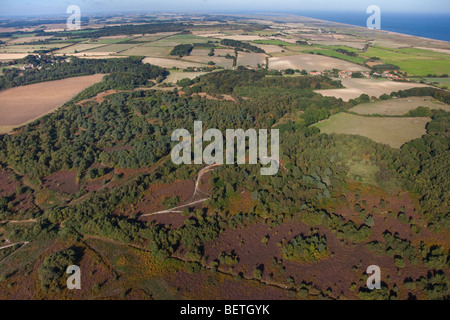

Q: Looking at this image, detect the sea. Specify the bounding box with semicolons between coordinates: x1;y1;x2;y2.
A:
289;11;450;42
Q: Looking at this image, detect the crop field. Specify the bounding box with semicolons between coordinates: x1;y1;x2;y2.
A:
69;54;125;59
217;35;266;41
164;71;208;84
253;39;294;46
237;52;267;67
94;36;134;44
214;48;235;56
55;43;109;54
363;46;450;76
314;112;430;148
0;53;32;60
142;57;204;69
148;34;210;47
315;78;429;101
350;96;450;115
0;74;104;134
0;44;68;53
118;45;172;57
251;43;285;53
301;49;366;64
182;55;233;68
7;36;54;44
311;41;367;49
268;54;368;71
189;49;210;56
87;43;138;54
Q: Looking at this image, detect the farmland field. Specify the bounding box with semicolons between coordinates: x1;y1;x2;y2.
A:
237;52;267;68
118;46;172;57
142;57;205;69
311;41;367;49
268;54;368;71
314;112;430;148
315;78;429;101
0;53;32;60
87;43;138;54
0;44;68;53
7;36;54;44
55;43;109;54
164;71;208;84
182;55;233;68
300;49;366;64
251;43;286;53
350;96;450;115
148;34;210;47
0;74;104;134
363;46;450;76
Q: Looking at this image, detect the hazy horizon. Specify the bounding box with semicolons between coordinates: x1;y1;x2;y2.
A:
0;0;449;17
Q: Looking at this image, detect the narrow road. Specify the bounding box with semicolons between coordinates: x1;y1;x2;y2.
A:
0;241;28;251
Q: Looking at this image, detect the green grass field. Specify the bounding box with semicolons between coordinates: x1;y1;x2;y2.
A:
363;46;450;76
314;112;430;148
301;49;367;64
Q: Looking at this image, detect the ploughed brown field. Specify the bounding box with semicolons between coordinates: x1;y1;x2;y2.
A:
0;74;105;133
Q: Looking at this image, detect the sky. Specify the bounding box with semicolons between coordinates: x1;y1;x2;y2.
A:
0;0;449;16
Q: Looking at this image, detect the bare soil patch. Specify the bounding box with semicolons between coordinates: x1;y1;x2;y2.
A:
43;170;79;195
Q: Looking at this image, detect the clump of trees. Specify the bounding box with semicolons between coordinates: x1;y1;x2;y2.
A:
282;229;329;262
220;39;265;53
38;248;79;291
170;44;193;57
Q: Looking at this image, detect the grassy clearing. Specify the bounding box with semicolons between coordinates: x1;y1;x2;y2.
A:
347;159;380;186
313;112;430;148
